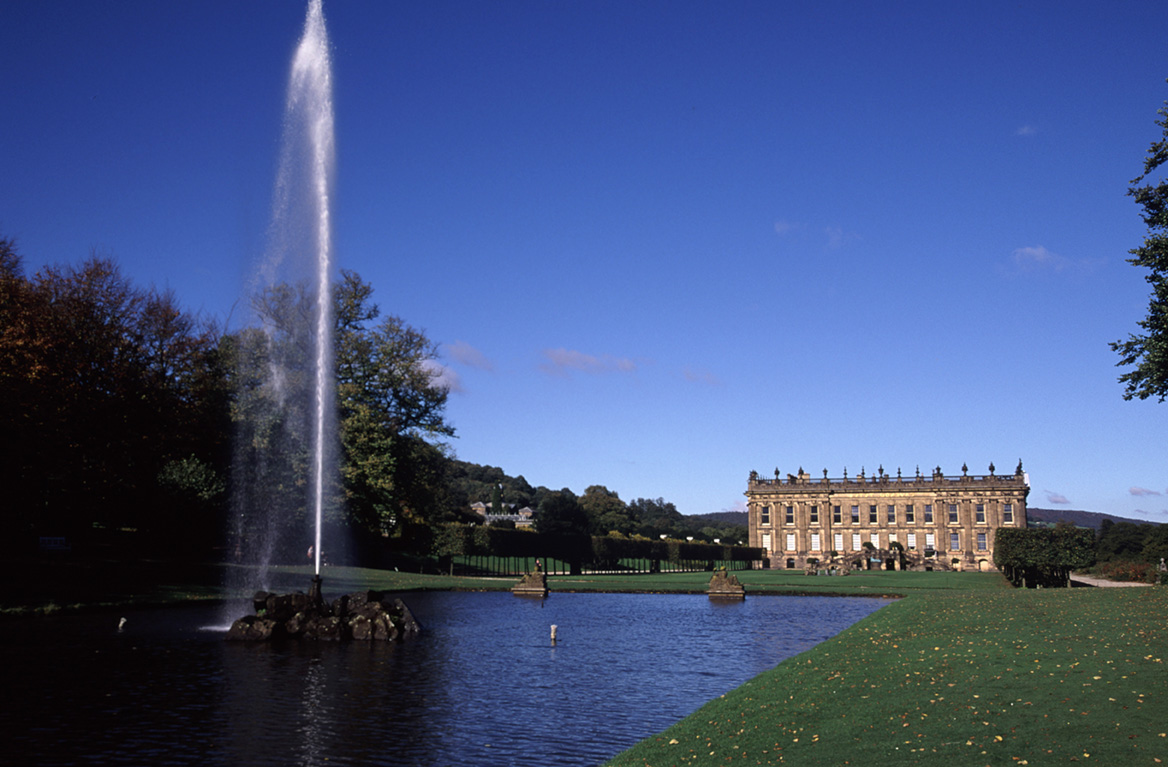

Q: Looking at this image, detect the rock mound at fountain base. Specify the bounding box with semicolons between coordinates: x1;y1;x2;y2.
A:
227;588;421;641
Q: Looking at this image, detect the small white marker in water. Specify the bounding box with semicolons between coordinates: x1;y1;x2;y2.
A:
118;617;127;631
550;624;558;643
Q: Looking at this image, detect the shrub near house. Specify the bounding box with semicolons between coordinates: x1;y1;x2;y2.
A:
993;524;1095;588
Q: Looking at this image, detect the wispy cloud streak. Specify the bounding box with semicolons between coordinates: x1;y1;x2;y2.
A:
539;347;636;377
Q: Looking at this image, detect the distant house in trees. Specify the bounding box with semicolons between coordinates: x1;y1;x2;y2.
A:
471;502;535;528
745;463;1029;572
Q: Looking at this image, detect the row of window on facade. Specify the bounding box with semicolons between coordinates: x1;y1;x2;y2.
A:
757;502;1014;527
761;530;989;553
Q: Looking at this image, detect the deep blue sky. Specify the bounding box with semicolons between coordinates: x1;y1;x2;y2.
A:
3;0;1167;520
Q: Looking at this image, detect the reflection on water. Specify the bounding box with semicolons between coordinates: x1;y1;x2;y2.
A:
0;592;888;766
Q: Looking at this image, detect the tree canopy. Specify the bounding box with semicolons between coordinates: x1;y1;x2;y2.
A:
0;242;227;547
1112;83;1168;402
233;269;457;557
2;238;731;564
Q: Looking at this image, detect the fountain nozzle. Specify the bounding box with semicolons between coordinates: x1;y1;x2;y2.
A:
309;574;324;607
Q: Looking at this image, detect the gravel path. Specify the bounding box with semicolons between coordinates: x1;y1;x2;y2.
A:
1069;572;1153;587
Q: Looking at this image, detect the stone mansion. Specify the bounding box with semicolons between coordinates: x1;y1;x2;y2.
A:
745;462;1029;571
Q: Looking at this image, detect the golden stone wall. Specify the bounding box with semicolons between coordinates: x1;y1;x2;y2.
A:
745;463;1029;572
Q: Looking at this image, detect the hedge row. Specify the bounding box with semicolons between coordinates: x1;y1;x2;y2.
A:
993;525;1095;588
430;524;762;568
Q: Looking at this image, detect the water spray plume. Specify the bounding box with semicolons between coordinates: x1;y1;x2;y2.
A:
289;0;336;577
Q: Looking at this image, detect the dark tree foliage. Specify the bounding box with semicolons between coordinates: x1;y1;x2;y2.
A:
534;489;590;537
580;484;636;536
627;496;684;538
1096;518;1168;563
994;524;1096;588
0;242;226;549
1112;83;1168;401
334;270;455;536
239;270;457;550
444;461;543;512
227;287;326;561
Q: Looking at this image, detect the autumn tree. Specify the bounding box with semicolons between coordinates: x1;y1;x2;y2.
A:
1112;83;1168;401
0;244;225;547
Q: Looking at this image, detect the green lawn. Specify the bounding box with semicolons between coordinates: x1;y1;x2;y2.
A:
605;586;1168;766
550;569;1009;595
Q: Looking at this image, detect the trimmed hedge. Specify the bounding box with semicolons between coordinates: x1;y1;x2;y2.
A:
431;524;762;573
993;525;1095;588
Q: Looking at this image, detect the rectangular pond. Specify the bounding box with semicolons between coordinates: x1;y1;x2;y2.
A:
1;591;889;766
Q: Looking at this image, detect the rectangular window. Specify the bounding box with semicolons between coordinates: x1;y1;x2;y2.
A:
784;505;794;525
977;532;987;551
869;505;878;524
810;532;821;551
1003;503;1014;524
976;503;986;524
760;505;770;525
925;532;936;550
907;532;917;550
887;505;896;524
834;532;844;552
948;504;959;524
851;505;860;524
810;505;819;524
950;531;960;551
785;532;796;551
924;504;934;524
905;504;915;524
762;533;771;553
889;532;898;545
870;532;880;548
833;505;842;524
852;533;862;551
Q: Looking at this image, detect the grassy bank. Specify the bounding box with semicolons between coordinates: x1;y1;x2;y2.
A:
550;569;1008;596
605;586;1168;766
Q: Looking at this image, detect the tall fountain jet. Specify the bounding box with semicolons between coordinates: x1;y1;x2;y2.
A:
267;0;335;578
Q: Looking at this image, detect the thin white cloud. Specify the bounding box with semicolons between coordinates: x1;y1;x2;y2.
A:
825;226;845;249
1130;486;1162;497
1045;490;1070;505
1016;124;1038;137
446;340;494;372
824;226;860;250
539;347;636;377
1013;245;1065;271
1009;244;1106;275
774;219;801;236
682;366;722;386
420;359;464;393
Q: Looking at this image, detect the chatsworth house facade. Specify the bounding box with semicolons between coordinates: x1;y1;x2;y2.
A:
746;462;1029;571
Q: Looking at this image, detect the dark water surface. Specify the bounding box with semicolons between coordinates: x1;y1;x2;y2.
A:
1;591;889;766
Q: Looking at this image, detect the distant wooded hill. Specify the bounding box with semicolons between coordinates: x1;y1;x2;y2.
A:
685;511;748;526
1026;507;1160;530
